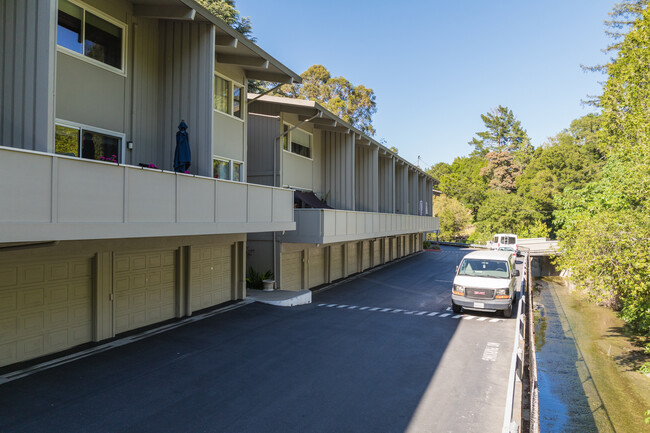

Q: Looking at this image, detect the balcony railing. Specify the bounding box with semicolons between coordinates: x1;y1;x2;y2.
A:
0;146;295;243
279;208;440;244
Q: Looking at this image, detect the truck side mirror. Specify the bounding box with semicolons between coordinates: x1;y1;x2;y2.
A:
513;269;520;277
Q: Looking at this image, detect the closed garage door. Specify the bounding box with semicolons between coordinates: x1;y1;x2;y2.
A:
0;257;92;368
330;245;344;281
405;236;411;255
190;245;232;312
347;243;358;276
114;250;176;335
391;238;397;260
308;248;326;288
282;251;302;291
361;241;371;271
373;240;381;266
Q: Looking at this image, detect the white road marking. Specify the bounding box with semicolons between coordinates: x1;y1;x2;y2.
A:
315;304;503;324
482;342;500;362
446;307;452;311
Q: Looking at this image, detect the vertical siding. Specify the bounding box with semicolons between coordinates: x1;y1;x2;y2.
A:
247;113;280;186
322;131;355;210
378;156;395;213
131;19;161;167
354;144;378;212
158;22;214;175
1;0;55;151
395;163;408;214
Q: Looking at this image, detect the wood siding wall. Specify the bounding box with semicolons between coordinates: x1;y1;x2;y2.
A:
1;0;56;152
158;21;214;177
395;163;408;214
378;156;394;213
322;130;354;210
247;113;280;187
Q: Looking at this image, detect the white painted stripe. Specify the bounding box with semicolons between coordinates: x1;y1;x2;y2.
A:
318;304;326;307
347;306;358;309
427;312;439;316
439;313;451;318
489;319;501;323
476;317;488;321
369;307;380;311
446;307;451;311
404;311;415;315
452;314;463;319
326;304;337;307
462;315;475;320
416;312;428;316
380;308;392;312
359;307;370;311
391;309;403;313
482;342;500;362
336;305;348;308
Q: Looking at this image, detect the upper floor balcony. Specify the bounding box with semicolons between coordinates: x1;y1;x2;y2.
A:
0;146;295;244
280;208;439;245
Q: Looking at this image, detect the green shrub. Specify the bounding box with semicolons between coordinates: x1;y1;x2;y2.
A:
246;267;273;290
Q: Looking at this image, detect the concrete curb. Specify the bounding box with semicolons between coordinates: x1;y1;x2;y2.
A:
246;289;312;307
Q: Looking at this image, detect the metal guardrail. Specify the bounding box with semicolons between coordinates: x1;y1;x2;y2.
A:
526;253;540;433
502;253;528;433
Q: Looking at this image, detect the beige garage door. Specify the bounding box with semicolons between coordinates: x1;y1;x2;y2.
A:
391;238;397;260
190;245;232;312
373;240;381;266
347;243;358;276
114;250;176;335
0;257;92;368
330;245;344;281
361;241;371;271
282;251;302;291
308;247;326;288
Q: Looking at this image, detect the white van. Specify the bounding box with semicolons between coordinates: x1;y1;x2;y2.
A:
490;233;518;255
451;250;519;317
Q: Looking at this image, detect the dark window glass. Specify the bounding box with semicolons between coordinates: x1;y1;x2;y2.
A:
84;12;122;69
233;86;242;118
57;0;83;54
81;131;120;162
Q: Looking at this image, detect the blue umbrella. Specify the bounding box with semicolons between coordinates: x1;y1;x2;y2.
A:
174;120;191;172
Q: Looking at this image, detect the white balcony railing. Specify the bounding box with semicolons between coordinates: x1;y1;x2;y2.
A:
0;146;295;243
279;208;440;244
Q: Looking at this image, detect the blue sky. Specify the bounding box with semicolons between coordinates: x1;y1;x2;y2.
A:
238;0;614;167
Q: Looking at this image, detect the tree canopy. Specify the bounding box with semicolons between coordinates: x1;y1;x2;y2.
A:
274;65;378;136
468;105;530;155
196;0;254;40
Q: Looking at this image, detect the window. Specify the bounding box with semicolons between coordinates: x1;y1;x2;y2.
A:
282;123;312;158
214;76;230;114
233;85;243;118
55;123;122;162
213;157;243;181
57;0;124;71
213;158;231;180
214;75;244;118
233;162;242;181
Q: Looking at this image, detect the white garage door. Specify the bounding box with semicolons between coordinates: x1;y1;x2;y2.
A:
190;245;233;312
0;257;93;368
308;248;326;288
330;245;344;281
113;250;176;335
282;251;302;291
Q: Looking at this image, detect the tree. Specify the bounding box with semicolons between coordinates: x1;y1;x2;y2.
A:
555;4;650;338
470;191;541;242
431;195;473;241
427;156;488;215
196;0;255;40
468;106;530;156
480;151;522;192
274;65;377;135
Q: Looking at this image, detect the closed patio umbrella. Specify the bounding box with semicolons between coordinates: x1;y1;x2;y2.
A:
174;120;191;172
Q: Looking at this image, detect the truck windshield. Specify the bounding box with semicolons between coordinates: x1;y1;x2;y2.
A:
458;259;509;279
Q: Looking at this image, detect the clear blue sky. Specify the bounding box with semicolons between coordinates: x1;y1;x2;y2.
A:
238;0;614;167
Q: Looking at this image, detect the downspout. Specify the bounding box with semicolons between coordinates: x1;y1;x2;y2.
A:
270;111;322;285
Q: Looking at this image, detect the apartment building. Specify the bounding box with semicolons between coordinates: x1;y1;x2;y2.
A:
0;0;300;368
246;95;440;290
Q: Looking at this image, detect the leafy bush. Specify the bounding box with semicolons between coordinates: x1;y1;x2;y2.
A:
246;267;273;290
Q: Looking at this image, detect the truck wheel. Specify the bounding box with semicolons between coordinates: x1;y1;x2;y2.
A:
502;304;513;318
452;302;462;314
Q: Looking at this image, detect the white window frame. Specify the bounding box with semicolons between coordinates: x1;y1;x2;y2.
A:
281;122;313;160
56;0;128;76
212;155;244;181
213;71;245;122
55;119;126;163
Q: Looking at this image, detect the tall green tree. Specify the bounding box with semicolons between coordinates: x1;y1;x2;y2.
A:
196;0;255;40
274;65;377;135
555;4;650;336
471;191;542;242
428;156;488;215
431;195;473;241
468;105;530;156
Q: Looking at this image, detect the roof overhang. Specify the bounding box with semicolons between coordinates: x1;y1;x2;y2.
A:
132;0;301;84
247;94;436;181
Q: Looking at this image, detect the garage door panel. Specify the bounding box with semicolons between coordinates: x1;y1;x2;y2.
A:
282;251;302;291
309;248;325;288
0;267;18;287
48;308;69;327
0;317;18;340
190;245;233;311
